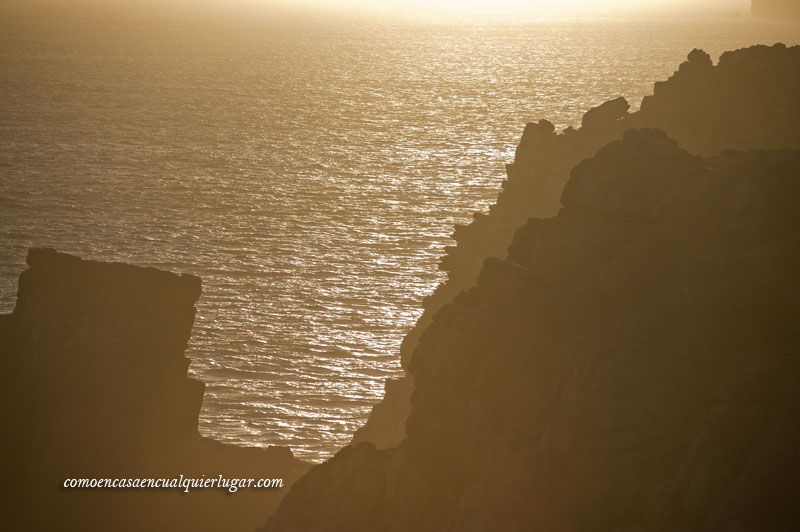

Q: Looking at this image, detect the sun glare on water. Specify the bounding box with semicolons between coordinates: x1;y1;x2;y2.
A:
365;0;618;12
425;0;614;10
289;0;740;17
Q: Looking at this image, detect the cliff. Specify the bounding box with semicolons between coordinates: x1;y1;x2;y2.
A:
354;43;800;449
0;249;308;532
752;0;800;18
263;130;800;532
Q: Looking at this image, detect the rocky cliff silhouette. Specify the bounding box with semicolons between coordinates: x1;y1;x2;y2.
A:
263;129;800;532
354;43;800;450
0;249;308;532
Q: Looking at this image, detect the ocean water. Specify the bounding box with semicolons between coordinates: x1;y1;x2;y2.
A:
2;4;798;462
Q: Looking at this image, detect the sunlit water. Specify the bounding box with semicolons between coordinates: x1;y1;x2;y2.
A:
2;4;798;462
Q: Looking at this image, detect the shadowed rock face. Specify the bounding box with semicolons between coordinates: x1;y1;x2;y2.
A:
262;130;800;532
354;43;800;450
0;249;308;532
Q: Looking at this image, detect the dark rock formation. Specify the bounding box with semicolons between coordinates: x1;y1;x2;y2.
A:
262;130;800;532
354;43;800;450
351;376;410;449
0;249;308;532
752;0;800;18
581;96;630;130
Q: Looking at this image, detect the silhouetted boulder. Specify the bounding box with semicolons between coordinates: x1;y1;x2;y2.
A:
262;132;800;532
0;249;308;532
687;48;713;67
581;96;630;130
354;44;800;450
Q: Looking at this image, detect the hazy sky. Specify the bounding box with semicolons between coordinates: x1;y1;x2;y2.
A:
275;0;750;16
4;0;755;22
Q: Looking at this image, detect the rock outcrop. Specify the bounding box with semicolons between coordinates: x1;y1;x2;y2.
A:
263;130;800;532
354;43;800;449
0;249;308;532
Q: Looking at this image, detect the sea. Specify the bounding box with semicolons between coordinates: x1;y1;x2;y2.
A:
2;2;798;462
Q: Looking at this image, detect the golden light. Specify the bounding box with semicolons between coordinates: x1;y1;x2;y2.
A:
288;0;745;17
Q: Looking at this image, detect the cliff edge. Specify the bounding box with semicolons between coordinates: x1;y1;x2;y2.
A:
354;43;800;450
263;130;800;532
0;249;308;532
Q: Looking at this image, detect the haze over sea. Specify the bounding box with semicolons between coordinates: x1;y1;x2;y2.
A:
2;2;798;461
